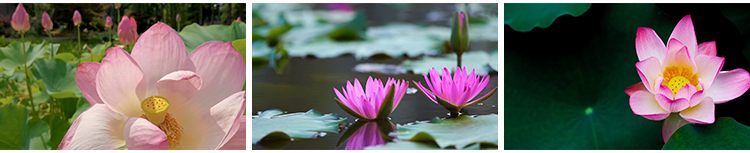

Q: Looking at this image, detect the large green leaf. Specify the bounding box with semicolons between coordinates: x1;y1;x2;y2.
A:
32;59;81;98
504;3;591;32
401;51;492;75
70;98;91;124
505;4;676;149
251;109;347;146
0;42;46;76
663;117;750;149
44;115;70;150
179;21;246;53
391;114;498;149
0;104;51;150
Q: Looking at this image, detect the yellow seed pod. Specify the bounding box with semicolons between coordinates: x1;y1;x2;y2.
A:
141;96;169;125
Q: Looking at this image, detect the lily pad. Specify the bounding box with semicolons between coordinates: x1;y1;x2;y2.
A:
390;114;498;149
663;117;750;149
504;3;591;32
251;109;347;147
0;42;47;76
179;21;246;53
401;51;492;75
32;59;81;98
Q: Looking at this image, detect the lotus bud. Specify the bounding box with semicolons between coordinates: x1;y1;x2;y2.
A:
450;11;469;54
105;16;113;29
73;10;81;26
42;12;53;31
11;3;30;34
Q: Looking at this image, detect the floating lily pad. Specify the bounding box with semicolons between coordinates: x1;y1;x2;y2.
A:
0;42;47;76
401;51;492;75
179;21;246;53
0;104;51;150
32;59;81;99
504;3;591;32
252;109;347;148
663;117;750;149
390;114;498;149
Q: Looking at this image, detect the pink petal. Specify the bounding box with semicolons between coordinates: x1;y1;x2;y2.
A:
345;122;386;150
629;90;669;120
188;41;245;109
96;47;146;117
694;54;724;91
428;68;443;98
689;90;704;107
131;22;196;97
664;38;686;65
636;27;667;62
58;105;127;149
76;62;103;105
662;114;689;143
219;116;246;150
413;81;437;102
706;69;750;103
124;117;168;150
680;97;715;124
674;84;696;100
58;107;84;150
671;47;697;71
668;15;697;61
636;57;662;93
207;91;245;149
654;77;672;99
624;82;648;96
156;70;201;115
697;41;717;56
655;85;690;112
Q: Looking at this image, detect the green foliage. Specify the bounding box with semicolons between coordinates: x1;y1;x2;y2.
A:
252;109;347;149
390;114;498;149
504;3;591;32
179;21;246;53
0;42;47;76
663;117;750;149
32;59;81;98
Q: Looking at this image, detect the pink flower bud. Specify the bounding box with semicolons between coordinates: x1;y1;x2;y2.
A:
105;16;113;29
115;3;121;9
236;17;241;22
11;3;30;34
176;14;181;22
42;12;53;31
73;10;81;26
118;16;139;46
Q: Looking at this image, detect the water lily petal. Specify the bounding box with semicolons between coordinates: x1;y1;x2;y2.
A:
672;47;697;72
706;69;750;104
177;91;245;149
668;15;697;60
662;114;689;143
132;22;196;98
59;105;127;150
629;90;669;120
636;57;662;93
624;82;648;96
76;62;103;105
680;97;715;124
124;117;168;150
689;90;704;107
97;47;146;117
694;54;724;91
697;41;717;56
636;27;667;62
156;70;201;111
674;84;696;100
664;38;686;65
345;122;385;150
58;108;83;150
655;84;689;112
412;81;437;102
188;41;245;108
219;116;246;150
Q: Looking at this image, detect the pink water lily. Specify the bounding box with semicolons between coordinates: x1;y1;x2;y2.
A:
105;16;113;29
625;15;750;142
73;10;81;26
42;11;53;32
118;16;139;46
413;67;497;113
344;121;395;150
334;76;408;120
60;22;246;150
11;3;29;34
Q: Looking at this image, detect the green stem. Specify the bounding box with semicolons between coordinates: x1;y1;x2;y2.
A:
21;33;37;119
177;22;181;32
456;52;463;68
47;33;53;59
77;25;81;56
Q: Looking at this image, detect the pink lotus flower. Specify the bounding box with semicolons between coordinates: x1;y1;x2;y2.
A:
236;17;241;22
115;3;121;9
42;11;53;31
327;3;353;12
344;121;395;150
73;10;81;26
11;3;30;34
176;14;181;22
334;76;408;120
118;16;139;46
60;22;246;150
413;67;497;113
105;16;113;29
625;15;750;142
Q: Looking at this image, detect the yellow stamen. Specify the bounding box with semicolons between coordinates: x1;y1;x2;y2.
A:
141;113;183;150
661;65;700;97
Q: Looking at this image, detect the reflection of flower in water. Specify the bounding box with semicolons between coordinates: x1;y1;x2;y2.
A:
343;120;395;150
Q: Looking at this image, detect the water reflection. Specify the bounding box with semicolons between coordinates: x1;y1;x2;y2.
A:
337;120;396;150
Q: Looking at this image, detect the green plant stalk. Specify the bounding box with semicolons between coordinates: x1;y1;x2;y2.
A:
457;51;463;67
77;25;81;55
117;8;121;29
177;22;181;32
21;33;37;119
47;33;53;59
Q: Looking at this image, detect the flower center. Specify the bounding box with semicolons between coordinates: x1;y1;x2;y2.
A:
140;96;183;149
661;65;700;97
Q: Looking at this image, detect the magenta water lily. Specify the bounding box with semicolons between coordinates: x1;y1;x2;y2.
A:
413;67;497;114
334;76;408;120
625;15;750;142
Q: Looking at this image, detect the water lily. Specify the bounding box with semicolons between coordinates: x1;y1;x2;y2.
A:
105;16;113;29
334;76;408;120
413;67;497;114
11;3;30;34
118;16;139;47
450;11;469;67
73;10;81;26
625;15;750;142
42;11;52;32
341;120;395;150
60;22;246;150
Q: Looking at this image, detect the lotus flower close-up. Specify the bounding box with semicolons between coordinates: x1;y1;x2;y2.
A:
413;67;497;114
334;76;408;120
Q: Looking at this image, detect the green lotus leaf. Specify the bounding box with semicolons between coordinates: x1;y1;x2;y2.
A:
390;114;498;149
504;3;591;32
179;21;246;53
663;117;750;149
32;59;81;98
43;114;70;150
0;42;47;76
0;104;51;150
251;109;346;148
